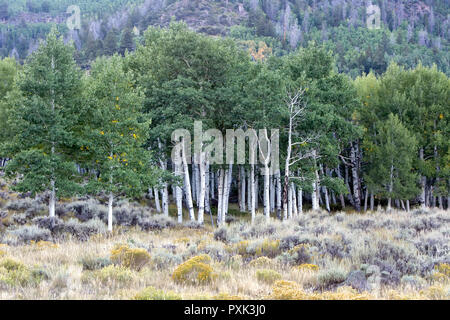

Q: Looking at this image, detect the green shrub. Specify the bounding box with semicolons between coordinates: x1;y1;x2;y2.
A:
134;286;182;300
256;269;282;284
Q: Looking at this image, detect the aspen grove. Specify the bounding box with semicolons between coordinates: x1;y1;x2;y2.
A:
0;23;449;233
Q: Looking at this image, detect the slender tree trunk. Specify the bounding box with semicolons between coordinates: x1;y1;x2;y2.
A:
240;166;246;212
288;183;293;219
344;165;354;206
154;187;161;213
270;174;275;213
174;163;183;223
320;164;330;212
205;161;211;214
351;143;361;211
406;200;410;212
247;168;252;214
255;175;259;210
148;188;153;199
336;166;346;208
263;162;271;221
197;152;207;224
370;193;374;211
182;139;195;221
275;169;281;219
364;188;369;211
387;163;394;211
210;170;215;200
419;148;426;208
297;186;303;214
49;180;56;217
217;168;224;225
291;182;298;217
250;164;256;223
223;163;233;216
108;192;113;232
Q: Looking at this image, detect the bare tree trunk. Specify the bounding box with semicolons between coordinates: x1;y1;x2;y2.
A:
263;163;271;221
419;148;426;208
387;163;394;211
174;163;183;223
49;180;56;217
320;164;330;212
297;186;303;214
223;163;233;216
210;170;215;200
217;168;224;225
250;164;256;223
154;187;161;213
291;182;298;217
148;188;153;199
205;161;211;215
197;151;207;224
247;168;252;214
270;174;275;213
287;183;293;219
108;192;113;232
336;166;346;208
406;200;410;212
182;139;195;221
370;193;374;211
275;169;282;219
364;188;369;211
239;166;246;212
344;165;354;206
255;175;259;210
351;143;361;211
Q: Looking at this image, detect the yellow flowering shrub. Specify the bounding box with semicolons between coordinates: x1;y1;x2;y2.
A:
295;264;319;272
269;280;372;300
30;240;58;249
435;263;450;277
110;244;150;271
0;250;5;258
134;286;182;300
172;254;216;285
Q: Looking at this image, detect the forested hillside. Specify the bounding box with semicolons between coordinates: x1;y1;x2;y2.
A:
0;0;448;76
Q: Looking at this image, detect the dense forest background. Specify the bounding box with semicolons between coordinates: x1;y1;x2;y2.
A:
0;0;448;76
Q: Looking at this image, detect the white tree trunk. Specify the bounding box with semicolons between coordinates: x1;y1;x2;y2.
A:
154;187;161;213
182;139;195;221
276;170;281;219
239;166;246;212
49;180;56;217
247;168;252;213
223;163;233;216
174;163;183;223
217;168;224;225
108;192;113;232
291;182;298;217
297;187;303;214
270;174;275;213
210;170;215;200
250;164;256;223
205;161;211;215
288;183;293;219
263;162;270;221
197;152;207;224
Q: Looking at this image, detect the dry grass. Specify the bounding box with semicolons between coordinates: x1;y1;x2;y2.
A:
0;205;449;300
